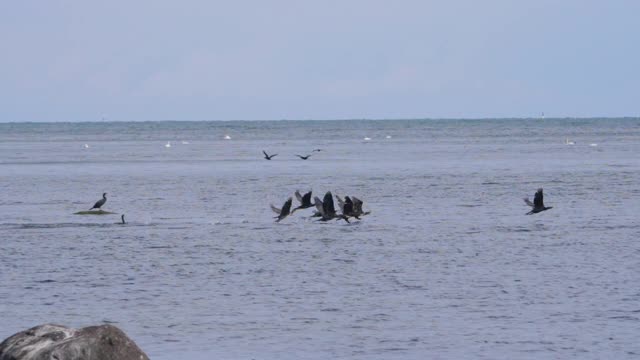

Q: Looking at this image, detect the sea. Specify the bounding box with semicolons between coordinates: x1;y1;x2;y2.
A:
0;119;639;359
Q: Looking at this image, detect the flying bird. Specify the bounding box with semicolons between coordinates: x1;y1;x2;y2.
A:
295;154;312;160
291;190;314;214
524;188;553;215
263;150;277;160
312;149;322;152
336;195;370;219
271;197;293;222
314;191;349;223
90;193;107;210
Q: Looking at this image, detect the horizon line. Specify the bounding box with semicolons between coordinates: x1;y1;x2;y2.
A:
2;116;639;124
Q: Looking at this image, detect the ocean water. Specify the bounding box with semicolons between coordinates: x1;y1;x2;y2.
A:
0;119;639;359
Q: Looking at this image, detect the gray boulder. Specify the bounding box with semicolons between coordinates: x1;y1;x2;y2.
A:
0;324;149;360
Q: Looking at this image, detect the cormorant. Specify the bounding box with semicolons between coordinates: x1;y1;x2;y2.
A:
295;154;312;160
271;197;293;222
90;193;107;210
120;214;126;224
263;150;277;160
314;192;349;223
524;188;553;215
291;190;313;214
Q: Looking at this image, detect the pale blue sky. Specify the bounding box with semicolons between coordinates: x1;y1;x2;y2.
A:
1;0;638;122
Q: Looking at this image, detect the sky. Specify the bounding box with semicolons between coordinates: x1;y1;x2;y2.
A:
1;0;639;122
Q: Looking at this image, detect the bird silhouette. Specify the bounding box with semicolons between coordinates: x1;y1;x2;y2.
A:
291;190;314;214
524;188;553;215
263;150;277;160
271;197;293;222
295;154;312;160
314;191;349;223
90;193;107;210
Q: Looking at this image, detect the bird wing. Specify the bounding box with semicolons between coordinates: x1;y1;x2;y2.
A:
295;190;303;203
271;154;278;158
323;191;336;215
534;189;544;208
523;197;534;207
270;204;281;214
281;198;292;216
302;191;312;206
263;150;268;157
335;195;345;212
314;197;325;216
352;196;363;213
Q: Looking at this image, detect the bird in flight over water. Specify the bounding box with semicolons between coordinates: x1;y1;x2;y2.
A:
263;150;277;160
271;197;293;222
314;191;349;223
291;190;314;214
90;193;107;210
524;188;553;215
295;154;312;160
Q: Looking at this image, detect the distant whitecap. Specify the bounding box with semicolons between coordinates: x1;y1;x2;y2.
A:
363;137;371;141
165;141;171;148
224;134;232;140
83;144;90;148
386;135;392;139
590;143;598;147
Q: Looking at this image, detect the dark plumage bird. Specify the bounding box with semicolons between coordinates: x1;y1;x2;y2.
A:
524;188;553;215
263;150;277;160
90;193;107;210
295;154;312;160
291;190;314;214
120;214;126;224
312;149;322;152
271;197;293;222
314;191;349;223
336;195;370;219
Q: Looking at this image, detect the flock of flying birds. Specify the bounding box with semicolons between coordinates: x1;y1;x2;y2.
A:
270;190;371;223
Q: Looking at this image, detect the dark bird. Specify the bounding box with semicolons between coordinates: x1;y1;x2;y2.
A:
351;196;371;217
291;190;314;214
314;191;349;223
90;193;107;210
524;188;553;215
271;197;293;222
263;150;277;160
312;149;322;152
118;214;126;224
295;154;312;160
336;195;370;219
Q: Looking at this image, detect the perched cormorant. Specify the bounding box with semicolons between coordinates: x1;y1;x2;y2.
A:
295;154;312;160
90;193;107;210
314;192;349;223
263;150;277;160
120;214;126;224
271;197;293;222
524;188;553;215
291;190;313;214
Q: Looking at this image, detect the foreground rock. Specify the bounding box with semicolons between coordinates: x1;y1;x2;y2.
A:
0;324;149;360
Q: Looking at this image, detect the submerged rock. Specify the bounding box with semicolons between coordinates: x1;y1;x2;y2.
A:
0;324;149;360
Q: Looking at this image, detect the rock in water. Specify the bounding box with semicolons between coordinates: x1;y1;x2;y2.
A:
0;324;149;360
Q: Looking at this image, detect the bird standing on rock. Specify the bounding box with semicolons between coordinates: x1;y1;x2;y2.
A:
90;193;107;210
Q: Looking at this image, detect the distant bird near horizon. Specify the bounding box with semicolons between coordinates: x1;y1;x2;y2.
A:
90;193;107;210
524;188;553;215
295;154;312;160
271;197;292;222
263;150;277;160
312;149;322;152
291;190;314;214
120;214;126;224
